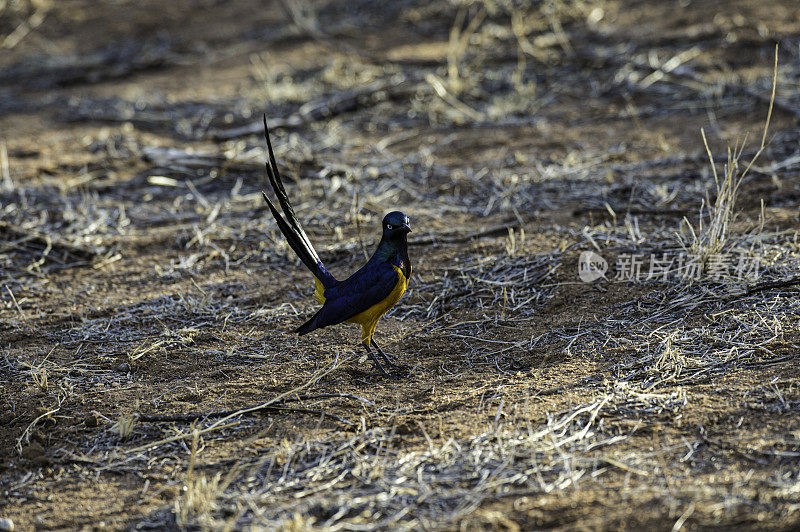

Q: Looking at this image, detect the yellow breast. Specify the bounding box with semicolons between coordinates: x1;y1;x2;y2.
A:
347;265;410;330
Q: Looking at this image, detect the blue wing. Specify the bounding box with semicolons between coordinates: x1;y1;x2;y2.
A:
313;263;400;329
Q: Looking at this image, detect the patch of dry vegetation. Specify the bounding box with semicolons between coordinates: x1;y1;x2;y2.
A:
2;0;800;530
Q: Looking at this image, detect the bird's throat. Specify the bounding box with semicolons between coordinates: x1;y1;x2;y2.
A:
375;235;411;278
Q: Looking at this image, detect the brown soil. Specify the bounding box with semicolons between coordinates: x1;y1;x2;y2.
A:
1;0;800;530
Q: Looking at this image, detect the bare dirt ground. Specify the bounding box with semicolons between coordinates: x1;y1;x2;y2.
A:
2;0;800;530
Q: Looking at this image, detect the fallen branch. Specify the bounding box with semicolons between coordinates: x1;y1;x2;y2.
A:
697;426;799;465
125;357;350;453
572;206;689;218
744;275;800;296
0;38;179;90
212;76;420;140
138;405;353;427
137;392;372;424
409;221;524;246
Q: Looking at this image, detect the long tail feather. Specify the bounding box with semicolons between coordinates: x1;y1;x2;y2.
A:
295;308;322;335
262;192;320;275
262;115;336;288
263;116;319;261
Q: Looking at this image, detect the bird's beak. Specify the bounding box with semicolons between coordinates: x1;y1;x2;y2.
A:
402;223;412;233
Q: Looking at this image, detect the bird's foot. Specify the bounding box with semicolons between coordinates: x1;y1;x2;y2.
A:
352;364;411;383
378;366;409;379
388;363;411;374
369;362;409;379
380;351;399;366
361;344;409;379
376;349;404;369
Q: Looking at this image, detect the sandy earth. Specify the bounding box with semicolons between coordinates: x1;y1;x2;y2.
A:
1;0;800;529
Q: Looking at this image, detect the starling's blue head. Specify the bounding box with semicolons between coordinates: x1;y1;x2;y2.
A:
382;211;411;240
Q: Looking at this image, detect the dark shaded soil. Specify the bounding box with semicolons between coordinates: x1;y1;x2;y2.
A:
1;0;800;530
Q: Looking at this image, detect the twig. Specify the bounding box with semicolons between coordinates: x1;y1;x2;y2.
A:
125;357;348;453
138;405;353;427
743;275;800;296
409;221;525;246
212;76;418;140
137;392;372;423
572;207;689;218
697;426;795;465
4;284;24;319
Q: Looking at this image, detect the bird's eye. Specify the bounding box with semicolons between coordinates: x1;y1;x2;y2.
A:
386;224;393;230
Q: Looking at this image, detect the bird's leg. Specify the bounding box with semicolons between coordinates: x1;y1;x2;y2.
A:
370;339;399;367
361;341;392;377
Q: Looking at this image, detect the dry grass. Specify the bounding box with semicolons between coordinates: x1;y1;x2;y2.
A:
2;0;800;530
678;47;779;267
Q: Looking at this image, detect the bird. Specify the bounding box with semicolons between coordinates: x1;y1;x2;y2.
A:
260;116;412;377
